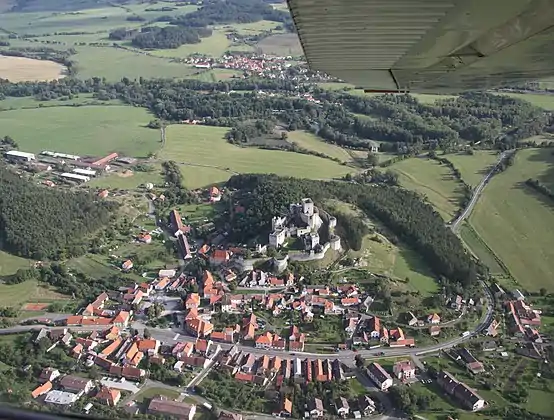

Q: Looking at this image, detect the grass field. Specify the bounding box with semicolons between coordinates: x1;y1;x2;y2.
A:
72;47;198;81
317;82;457;103
470;148;554;291
134;387;181;403
286;130;353;162
0;251;32;276
327;200;438;296
161;124;354;186
0;279;69;308
0;93;123;110
459;223;504;274
446;150;500;187
390;157;465;221
0;56;66;82
495;92;554;110
256;33;303;56
0;105;159;157
192;68;243;82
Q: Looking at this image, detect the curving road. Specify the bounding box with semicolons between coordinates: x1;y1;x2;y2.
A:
450;150;514;233
0;280;494;364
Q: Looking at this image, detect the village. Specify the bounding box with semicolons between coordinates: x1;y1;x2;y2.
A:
12;184;551;420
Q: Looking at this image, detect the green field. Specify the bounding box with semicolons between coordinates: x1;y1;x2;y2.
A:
192;69;243;82
446;150;500;187
0;105;159;157
256;33;303;56
459;223;504;274
72;47;198;81
317;83;457;103
160;124;354;187
0;279;69;308
286;130;353;162
134;387;181;403
390;157;465;221
0;94;123;111
470;148;554;291
0;251;32;276
327;199;438;296
496;92;554;110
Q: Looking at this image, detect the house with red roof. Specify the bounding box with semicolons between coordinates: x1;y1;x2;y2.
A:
186;319;214;338
210;250;231;266
96;387;121;406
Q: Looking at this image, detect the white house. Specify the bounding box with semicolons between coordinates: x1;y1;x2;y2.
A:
393;360;416;380
367;363;393;390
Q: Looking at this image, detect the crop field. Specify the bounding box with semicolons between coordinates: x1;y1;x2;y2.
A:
256;33;303;56
470;148;554;291
0;105;159;157
161;124;354;186
286;130;353;162
446;150;500;187
192;69;242;82
390;157;465;221
0;56;66;82
0;3;197;35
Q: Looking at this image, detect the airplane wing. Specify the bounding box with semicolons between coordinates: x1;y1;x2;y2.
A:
286;0;554;93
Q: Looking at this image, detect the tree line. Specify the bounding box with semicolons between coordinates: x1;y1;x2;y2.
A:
0;165;116;260
226;174;481;287
0;77;550;155
169;0;292;28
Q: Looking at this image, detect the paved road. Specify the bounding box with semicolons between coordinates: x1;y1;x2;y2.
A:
450;150;514;233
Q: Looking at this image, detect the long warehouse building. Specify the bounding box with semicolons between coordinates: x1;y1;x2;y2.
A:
5;150;36;162
73;168;97;177
60;172;90;183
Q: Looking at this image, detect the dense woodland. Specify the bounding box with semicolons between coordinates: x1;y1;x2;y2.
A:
169;0;292;29
130;25;210;49
226;174;481;287
0;166;116;259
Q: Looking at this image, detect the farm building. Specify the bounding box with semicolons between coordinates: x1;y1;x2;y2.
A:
93;153;119;167
5;150;36;162
41;151;81;161
60;173;90;183
73;168;97;177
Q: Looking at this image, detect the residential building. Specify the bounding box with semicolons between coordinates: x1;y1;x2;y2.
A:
276;397;292;417
44;390;79;405
96;387;121;406
429;325;441;336
148;398;197;420
367;363;393;390
393;360;416;380
336;397;350;417
32;381;53;399
39;368;61;383
427;313;441;324
186;318;214;338
112;311;131;327
59;375;93;394
219;412;243;420
437;370;486;411
358;396;376;416
307;398;324;418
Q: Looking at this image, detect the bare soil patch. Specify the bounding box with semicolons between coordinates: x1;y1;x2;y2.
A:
0;56;66;82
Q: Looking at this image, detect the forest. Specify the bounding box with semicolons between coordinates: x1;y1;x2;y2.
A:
170;0;292;28
0;77;550;154
0;165;116;260
130;26;210;49
226;174;481;287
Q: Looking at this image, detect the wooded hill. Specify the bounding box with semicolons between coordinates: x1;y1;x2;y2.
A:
0;166;116;260
226;174;482;288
